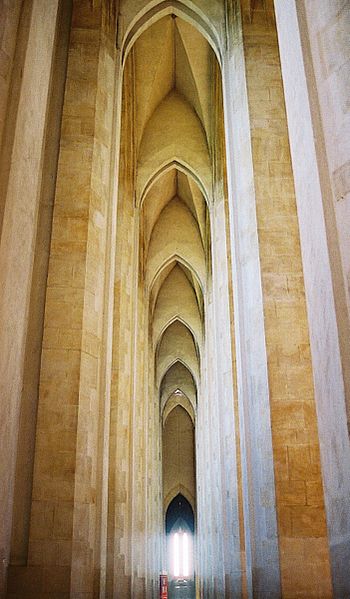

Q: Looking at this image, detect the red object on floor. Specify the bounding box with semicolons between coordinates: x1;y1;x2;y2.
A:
160;574;168;599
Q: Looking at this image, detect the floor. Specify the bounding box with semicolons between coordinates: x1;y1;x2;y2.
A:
169;578;195;599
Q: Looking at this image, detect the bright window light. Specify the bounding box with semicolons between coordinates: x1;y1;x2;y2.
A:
171;530;191;577
183;532;189;576
174;532;180;577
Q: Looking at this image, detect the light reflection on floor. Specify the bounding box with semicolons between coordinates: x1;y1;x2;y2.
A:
169;577;195;599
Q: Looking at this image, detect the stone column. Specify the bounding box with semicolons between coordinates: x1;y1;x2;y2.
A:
211;190;242;597
274;2;350;597
106;54;139;597
5;2;118;597
224;0;333;597
222;2;281;596
0;1;60;595
10;0;72;570
0;0;23;234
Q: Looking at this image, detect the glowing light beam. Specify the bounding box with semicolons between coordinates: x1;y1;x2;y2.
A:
174;532;180;577
183;532;189;577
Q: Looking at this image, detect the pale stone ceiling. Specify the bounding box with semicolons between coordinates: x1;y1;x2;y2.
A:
133;15;212;146
152;264;202;347
160;361;197;417
127;14;217;443
124;16;218;510
134;15;213;198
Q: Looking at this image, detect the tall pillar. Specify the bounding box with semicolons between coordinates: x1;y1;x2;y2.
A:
106;56;136;598
6;2;118;597
211;190;242;596
0;2;61;595
224;0;334;596
10;0;72;570
0;0;24;234
274;2;350;597
222;2;281;596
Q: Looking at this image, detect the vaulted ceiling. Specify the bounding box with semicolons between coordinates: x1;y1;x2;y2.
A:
133;15;213;147
125;13;219;468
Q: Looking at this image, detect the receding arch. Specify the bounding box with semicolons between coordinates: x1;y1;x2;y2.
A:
140;167;210;255
148;253;205;301
160;360;197;409
162;405;196;510
121;1;222;68
157;358;199;388
162;392;195;426
157;356;198;391
155;315;201;357
156;319;200;385
137;91;211;200
140;160;210;209
153;265;203;347
146;198;206;291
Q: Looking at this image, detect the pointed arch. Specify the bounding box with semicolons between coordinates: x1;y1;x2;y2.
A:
152;264;203;345
162;392;195;426
160;360;197;404
148;254;205;299
157;356;198;390
121;1;222;68
140;161;210;211
165;493;195;532
137;91;211;200
164;486;195;515
156;318;200;380
155;315;201;355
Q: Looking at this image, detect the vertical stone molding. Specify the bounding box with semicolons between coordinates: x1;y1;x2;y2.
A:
235;0;332;596
4;2;119;597
107;56;137;597
0;0;23;235
10;0;72;572
211;194;242;596
222;2;281;596
0;1;61;595
274;2;350;597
